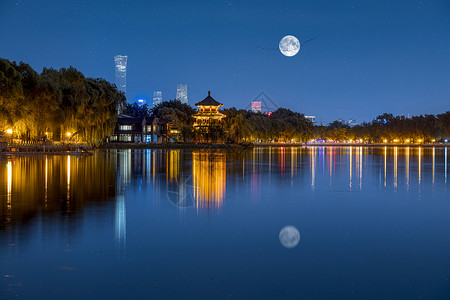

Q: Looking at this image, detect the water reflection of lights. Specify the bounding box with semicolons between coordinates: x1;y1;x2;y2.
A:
445;147;448;185
406;147;410;190
280;147;285;176
329;147;333;181
384;146;387;187
418;147;422;185
349;147;353;189
311;147;316;189
192;152;226;211
115;195;126;249
359;147;363;190
169;150;180;182
432;147;435;186
45;157;48;206
67;156;71;206
7;160;12;209
394;147;398;189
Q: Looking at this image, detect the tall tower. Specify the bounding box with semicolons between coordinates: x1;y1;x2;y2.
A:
114;55;127;95
153;91;163;107
176;84;188;104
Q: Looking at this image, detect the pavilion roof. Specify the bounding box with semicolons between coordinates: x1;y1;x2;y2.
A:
195;91;223;107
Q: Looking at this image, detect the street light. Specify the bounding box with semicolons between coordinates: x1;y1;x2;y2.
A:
66;132;71;137
6;129;13;135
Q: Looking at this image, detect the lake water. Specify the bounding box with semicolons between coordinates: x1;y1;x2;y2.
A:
1;147;449;299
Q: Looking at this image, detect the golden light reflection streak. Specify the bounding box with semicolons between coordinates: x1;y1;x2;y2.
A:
349;147;352;189
329;147;333;182
432;147;435;187
45;157;48;206
359;146;363;190
193;152;226;211
269;147;272;174
67;155;71;205
418;147;422;186
355;147;359;182
394;147;398;189
7;161;12;209
311;147;315;189
291;147;294;180
406;147;410;190
169;150;179;182
152;150;156;185
384;146;387;188
252;148;256;174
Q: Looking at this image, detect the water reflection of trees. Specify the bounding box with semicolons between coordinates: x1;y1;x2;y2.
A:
0;153;118;228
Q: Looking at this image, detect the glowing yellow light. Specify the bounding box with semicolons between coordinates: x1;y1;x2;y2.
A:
45;132;48;135
383;139;388;143
393;139;398;143
405;139;410;143
418;139;423;143
432;139;436;143
66;132;71;137
6;129;13;134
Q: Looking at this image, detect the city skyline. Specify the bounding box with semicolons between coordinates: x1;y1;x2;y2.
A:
1;0;449;122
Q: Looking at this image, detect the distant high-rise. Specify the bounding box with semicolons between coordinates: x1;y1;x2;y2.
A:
114;55;127;95
137;99;147;106
153;91;163;107
176;84;188;104
251;101;262;113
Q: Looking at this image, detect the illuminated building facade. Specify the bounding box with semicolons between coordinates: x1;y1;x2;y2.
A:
137;99;146;106
251;101;261;113
192;91;226;128
305;115;316;123
176;84;188;104
153;91;162;107
114;55;127;95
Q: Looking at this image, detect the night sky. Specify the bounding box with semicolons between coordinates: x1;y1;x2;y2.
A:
1;0;449;122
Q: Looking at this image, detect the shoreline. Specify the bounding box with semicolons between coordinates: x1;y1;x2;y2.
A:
100;142;449;150
1;142;447;156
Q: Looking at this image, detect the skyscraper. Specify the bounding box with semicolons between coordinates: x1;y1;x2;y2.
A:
176;84;188;104
114;55;127;95
153;91;162;107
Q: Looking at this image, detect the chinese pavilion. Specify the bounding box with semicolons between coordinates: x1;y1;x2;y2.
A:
193;91;226;128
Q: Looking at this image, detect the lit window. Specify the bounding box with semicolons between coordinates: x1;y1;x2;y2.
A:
119;134;132;142
119;125;132;131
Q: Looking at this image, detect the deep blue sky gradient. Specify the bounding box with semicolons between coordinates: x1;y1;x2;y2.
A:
1;0;449;122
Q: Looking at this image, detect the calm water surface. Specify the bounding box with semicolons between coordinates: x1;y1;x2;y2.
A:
1;147;449;299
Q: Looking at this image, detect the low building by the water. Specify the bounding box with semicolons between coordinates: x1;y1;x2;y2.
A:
109;114;175;143
192;91;226;128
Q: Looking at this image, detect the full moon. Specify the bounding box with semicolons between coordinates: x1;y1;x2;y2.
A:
279;35;300;57
279;226;300;248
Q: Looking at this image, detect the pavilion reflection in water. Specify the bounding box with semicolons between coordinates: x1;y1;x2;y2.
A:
166;150;226;211
192;151;226;211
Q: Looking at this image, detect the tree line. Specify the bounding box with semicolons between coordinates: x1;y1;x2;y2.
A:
0;58;125;145
314;113;450;143
124;101;450;143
